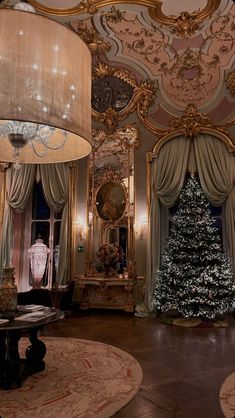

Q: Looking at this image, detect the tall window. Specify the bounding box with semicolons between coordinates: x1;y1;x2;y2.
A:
26;181;62;288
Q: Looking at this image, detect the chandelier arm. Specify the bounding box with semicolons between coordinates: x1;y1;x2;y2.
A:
29;138;47;158
38;131;68;150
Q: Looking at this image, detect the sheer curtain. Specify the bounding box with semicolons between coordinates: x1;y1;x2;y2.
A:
194;133;235;274
0;164;36;275
136;136;191;316
39;163;69;285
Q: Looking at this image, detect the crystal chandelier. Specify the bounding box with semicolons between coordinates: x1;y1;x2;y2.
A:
0;2;92;166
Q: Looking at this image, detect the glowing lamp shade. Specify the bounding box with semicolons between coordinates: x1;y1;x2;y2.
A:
0;8;92;164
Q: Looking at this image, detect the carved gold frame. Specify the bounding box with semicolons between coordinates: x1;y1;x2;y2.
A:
149;0;221;38
146;104;235;209
28;0;220;33
92;62;155;133
86;124;139;278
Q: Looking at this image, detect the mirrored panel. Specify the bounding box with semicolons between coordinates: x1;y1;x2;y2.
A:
86;125;139;277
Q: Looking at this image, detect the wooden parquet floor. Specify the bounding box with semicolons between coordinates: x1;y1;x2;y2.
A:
42;309;234;418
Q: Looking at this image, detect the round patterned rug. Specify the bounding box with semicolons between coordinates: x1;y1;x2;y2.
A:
161;317;228;328
0;337;143;418
220;371;235;418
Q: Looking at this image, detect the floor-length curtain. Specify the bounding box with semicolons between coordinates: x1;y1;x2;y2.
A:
0;164;36;276
39;163;69;285
194;133;235;275
136;136;191;316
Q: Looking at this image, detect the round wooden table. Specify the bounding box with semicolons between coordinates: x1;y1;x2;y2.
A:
0;308;64;390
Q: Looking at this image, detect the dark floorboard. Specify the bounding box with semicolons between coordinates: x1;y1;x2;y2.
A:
42;309;235;417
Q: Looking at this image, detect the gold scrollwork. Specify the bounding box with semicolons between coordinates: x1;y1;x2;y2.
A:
69;21;110;56
28;0;98;16
149;0;221;38
226;70;235;96
147;104;235;162
169;104;214;138
28;0;162;17
28;0;219;25
92;62;155;132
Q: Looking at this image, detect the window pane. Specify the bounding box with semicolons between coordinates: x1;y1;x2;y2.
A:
54;211;63;220
52;222;61;284
32;181;50;220
31;221;50;246
209;204;222;216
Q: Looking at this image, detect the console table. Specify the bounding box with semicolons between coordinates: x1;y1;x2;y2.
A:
0;308;63;390
74;276;145;312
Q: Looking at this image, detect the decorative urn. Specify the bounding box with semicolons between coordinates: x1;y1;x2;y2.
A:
28;238;50;288
0;267;18;312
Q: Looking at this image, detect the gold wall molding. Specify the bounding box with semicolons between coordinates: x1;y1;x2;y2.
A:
92;62;155;133
145;104;235;161
149;0;221;38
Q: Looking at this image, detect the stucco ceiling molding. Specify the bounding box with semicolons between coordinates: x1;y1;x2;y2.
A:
69;19;110;57
28;0;162;17
91;62;155;133
149;0;221;38
226;69;235;96
28;0;220;25
102;6;235;109
28;0;98;15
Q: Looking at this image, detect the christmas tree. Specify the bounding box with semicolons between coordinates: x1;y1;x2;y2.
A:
153;174;235;319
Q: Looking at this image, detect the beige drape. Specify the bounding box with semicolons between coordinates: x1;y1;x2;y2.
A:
0;164;36;275
135;136;190;316
39;163;69;285
194;134;235;273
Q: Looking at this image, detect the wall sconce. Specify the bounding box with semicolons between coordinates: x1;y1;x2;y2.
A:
134;216;148;240
75;220;88;241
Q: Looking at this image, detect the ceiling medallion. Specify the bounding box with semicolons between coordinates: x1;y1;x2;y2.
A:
149;0;221;38
92;63;155;133
226;70;235;96
178;48;203;81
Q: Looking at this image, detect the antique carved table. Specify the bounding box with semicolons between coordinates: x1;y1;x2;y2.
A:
0;308;64;390
75;276;145;312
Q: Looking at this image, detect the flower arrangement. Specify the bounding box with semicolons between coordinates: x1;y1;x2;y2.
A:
96;244;124;275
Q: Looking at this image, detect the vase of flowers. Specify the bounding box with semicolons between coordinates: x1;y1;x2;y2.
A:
96;244;123;276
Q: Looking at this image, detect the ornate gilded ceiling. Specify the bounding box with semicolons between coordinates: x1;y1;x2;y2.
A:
3;0;235;136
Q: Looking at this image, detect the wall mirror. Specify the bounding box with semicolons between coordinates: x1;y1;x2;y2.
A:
86;125;139;277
